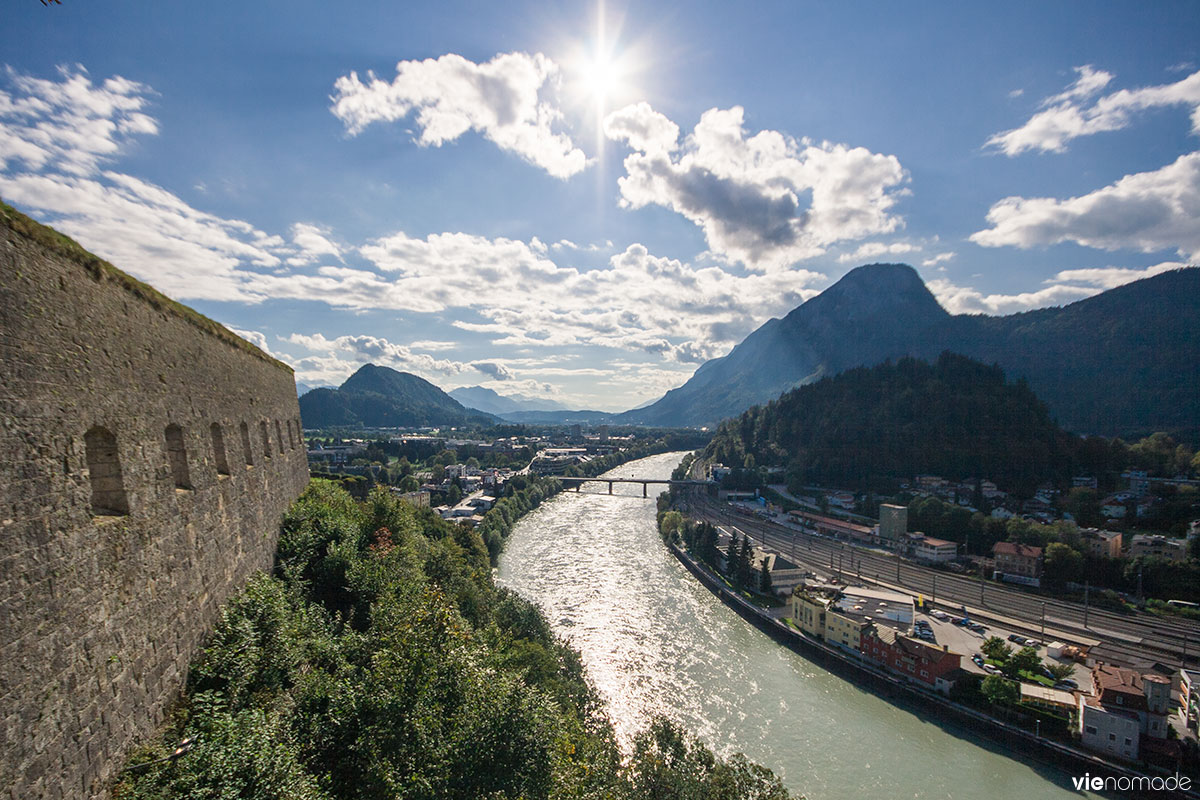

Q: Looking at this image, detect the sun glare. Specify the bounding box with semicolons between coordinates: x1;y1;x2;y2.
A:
581;51;623;103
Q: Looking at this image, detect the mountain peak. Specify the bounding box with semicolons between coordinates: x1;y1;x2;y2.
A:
802;263;943;319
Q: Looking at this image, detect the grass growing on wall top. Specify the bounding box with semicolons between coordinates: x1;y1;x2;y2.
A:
0;199;292;374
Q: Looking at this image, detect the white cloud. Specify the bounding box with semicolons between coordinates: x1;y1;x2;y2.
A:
288;222;341;265
330;52;587;178
926;278;1099;315
229;327;271;354
0;66;823;388
0;65;157;175
605;103;908;270
836;240;919;264
603;101;679;155
921;251;956;267
471;361;514;381
971;152;1200;261
0;67;288;302
281;332;474;384
1040;65;1113;107
1046;260;1186;289
988;65;1200;156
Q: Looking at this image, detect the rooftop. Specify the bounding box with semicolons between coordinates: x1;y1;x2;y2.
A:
992;541;1043;558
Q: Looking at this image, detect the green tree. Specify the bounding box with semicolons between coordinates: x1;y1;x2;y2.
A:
726;532;740;578
1043;542;1084;586
659;511;684;545
397;474;420;493
1047;662;1076;681
980;636;1012;662
759;560;773;595
1005;646;1042;679
981;675;1020;705
737;536;754;587
1060;487;1101;528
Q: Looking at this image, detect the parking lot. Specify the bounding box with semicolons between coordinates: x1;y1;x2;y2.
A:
914;609;1093;693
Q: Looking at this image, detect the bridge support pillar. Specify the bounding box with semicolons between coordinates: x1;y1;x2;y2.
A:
607;481;613;495
642;483;647;498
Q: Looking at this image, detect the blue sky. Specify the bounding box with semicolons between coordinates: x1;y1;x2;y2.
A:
3;1;1199;410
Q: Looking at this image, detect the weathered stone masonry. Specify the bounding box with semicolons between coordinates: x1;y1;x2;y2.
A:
0;204;310;799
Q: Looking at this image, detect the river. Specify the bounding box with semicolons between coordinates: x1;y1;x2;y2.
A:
497;452;1103;799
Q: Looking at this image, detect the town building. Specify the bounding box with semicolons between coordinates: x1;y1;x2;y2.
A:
1179;669;1199;734
786;509;876;544
878;504;908;544
859;624;962;692
1100;496;1128;519
753;551;808;597
1078;664;1171;761
912;535;958;563
1079;528;1122;559
790;585;914;655
1128;534;1189;562
992;542;1044;587
392;488;431;507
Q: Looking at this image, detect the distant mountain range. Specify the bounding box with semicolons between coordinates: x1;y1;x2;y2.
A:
447;385;570;416
619;263;1200;439
295;381;332;397
298;365;495;428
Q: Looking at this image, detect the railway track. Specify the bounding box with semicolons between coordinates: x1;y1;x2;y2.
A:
690;496;1198;670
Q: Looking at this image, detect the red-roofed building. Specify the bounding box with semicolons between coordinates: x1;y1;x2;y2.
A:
992;541;1043;587
1078;663;1171;761
860;623;962;692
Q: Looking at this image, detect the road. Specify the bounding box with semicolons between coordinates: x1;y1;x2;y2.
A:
686;493;1199;670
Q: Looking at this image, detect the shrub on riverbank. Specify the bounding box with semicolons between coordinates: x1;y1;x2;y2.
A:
115;480;794;799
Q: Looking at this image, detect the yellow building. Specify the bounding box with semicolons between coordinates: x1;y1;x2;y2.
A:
790;586;869;651
791;590;829;637
824;608;867;652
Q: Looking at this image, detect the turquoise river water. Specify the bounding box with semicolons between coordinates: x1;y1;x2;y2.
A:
498;451;1099;800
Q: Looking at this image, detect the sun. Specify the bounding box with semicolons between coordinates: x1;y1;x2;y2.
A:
581;50;624;104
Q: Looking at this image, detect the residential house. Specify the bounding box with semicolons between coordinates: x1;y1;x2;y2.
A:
992;542;1044;587
1128;534;1189;562
1079;528;1122;559
1100;495;1128;519
1078;664;1171;761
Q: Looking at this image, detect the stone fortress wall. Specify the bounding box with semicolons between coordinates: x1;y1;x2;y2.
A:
0;204;311;799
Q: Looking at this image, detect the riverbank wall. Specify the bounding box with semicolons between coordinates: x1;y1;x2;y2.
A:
668;544;1198;800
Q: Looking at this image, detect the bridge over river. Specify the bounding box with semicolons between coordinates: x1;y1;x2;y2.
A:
546;475;714;497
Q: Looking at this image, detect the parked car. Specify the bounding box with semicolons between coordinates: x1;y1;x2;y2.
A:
983;664;1002;675
969;623;987;633
1007;634;1024;643
1054;678;1079;690
972;654;985;666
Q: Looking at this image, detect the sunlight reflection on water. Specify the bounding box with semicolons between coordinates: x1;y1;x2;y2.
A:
498;452;1095;800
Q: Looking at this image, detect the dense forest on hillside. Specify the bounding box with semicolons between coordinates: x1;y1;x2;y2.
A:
114;481;791;800
706;353;1104;496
